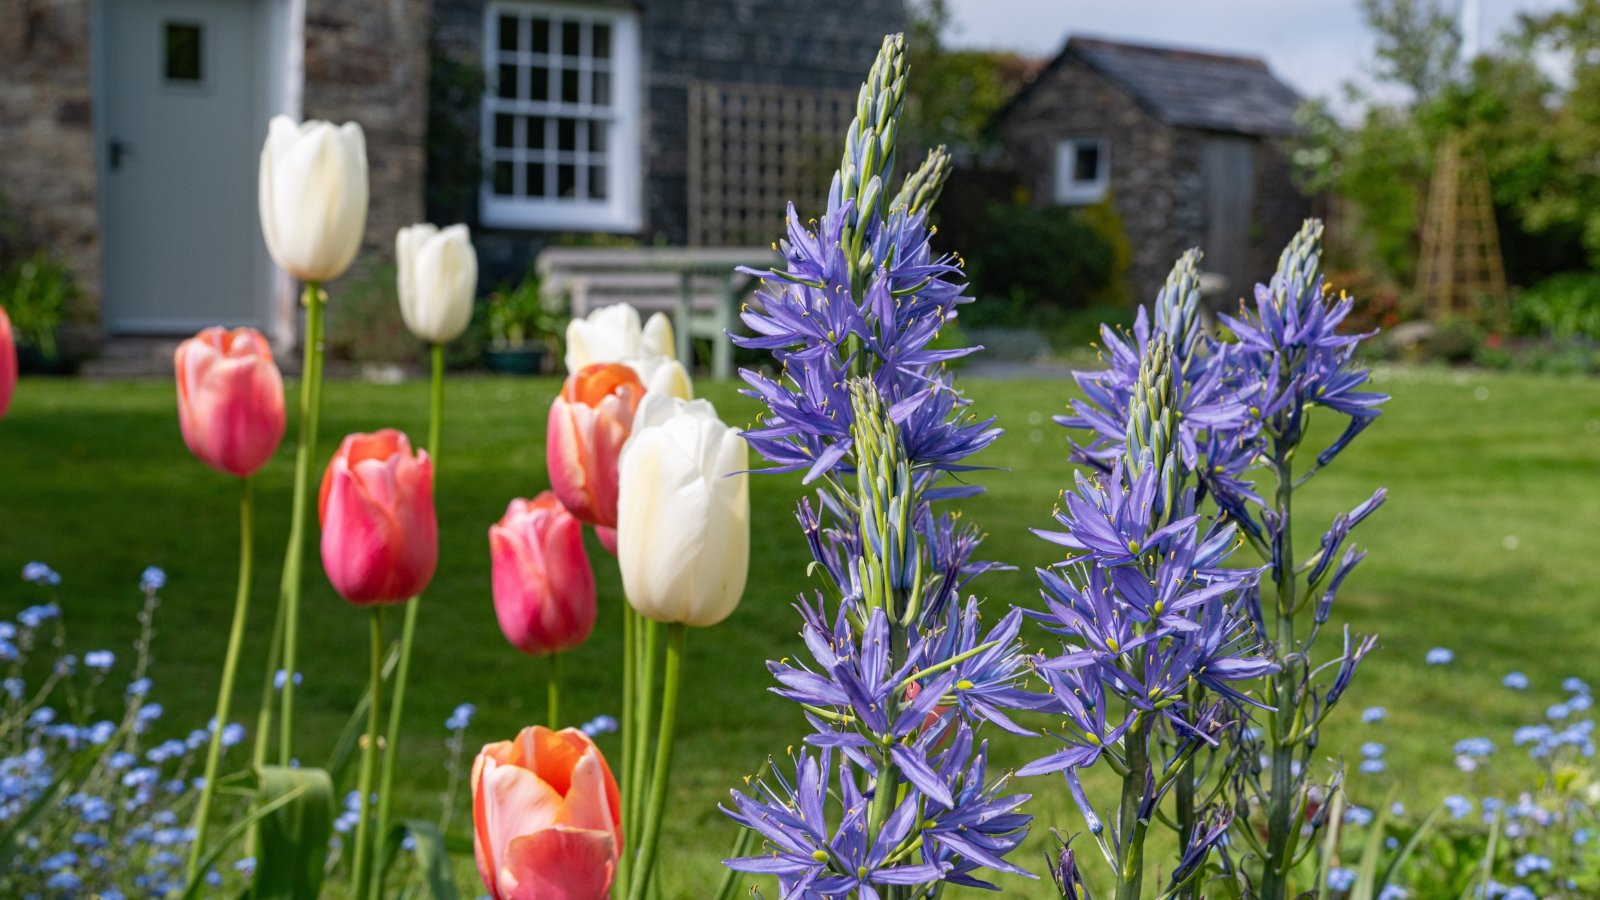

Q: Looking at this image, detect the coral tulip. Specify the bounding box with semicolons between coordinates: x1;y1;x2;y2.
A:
546;364;645;529
0;305;15;420
473;726;622;900
617;392;749;627
397;223;478;344
489;493;596;656
565;303;691;400
319;429;436;604
259;116;368;282
173;327;287;478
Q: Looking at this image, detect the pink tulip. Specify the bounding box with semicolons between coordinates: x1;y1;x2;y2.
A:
318;429;436;605
173;327;286;477
0;306;15;421
473;726;623;900
489;493;596;656
546;363;644;529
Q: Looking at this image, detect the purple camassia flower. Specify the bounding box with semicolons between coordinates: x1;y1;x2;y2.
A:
735;197;997;483
722;749;950;896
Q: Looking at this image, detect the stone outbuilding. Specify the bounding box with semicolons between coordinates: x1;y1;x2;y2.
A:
995;35;1311;305
0;0;901;351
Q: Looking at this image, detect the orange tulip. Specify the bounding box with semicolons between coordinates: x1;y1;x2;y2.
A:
0;305;15;421
473;726;623;900
546;364;644;528
318;429;436;604
173;327;286;477
489;493;596;655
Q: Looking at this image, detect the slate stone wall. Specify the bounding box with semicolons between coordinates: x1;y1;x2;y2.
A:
0;0;101;323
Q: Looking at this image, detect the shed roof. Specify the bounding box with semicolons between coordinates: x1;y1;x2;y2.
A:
1008;36;1304;137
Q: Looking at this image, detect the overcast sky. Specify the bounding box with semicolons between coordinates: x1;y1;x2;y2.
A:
942;0;1569;104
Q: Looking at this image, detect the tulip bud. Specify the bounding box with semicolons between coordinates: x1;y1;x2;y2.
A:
565;303;692;400
0;305;15;421
397;223;477;344
617;392;749;627
472;726;622;900
173;327;287;478
489;493;596;655
258;116;369;282
318;429;436;604
547;363;645;529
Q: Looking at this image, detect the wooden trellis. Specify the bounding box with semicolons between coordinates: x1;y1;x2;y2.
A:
687;80;854;247
1415;131;1507;320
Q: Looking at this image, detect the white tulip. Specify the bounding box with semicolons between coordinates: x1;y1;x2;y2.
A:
397;223;477;344
258;116;369;283
565;304;691;399
617;392;749;628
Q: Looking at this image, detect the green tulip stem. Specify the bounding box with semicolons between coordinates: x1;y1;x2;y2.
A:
184;475;253;886
631;617;659;836
250;589;284;770
617;607;637;894
277;280;326;765
627;622;686;900
547;651;562;728
352;606;385;900
374;342;444;855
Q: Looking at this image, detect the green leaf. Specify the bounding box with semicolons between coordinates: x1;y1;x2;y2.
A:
1378;802;1444;890
252;765;335;900
179;771;321;900
378;819;462;900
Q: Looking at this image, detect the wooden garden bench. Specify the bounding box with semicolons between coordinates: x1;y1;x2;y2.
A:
535;246;780;380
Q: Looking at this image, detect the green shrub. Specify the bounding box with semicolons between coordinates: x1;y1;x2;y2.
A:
324;262;423;367
1;251;76;356
961;203;1116;328
1510;272;1600;341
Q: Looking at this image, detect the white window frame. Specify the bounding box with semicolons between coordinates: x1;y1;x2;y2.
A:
480;0;642;231
1054;137;1109;205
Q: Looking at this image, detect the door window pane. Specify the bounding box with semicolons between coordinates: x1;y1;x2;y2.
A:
164;22;203;83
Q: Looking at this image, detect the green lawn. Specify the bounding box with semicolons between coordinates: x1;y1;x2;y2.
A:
2;365;1597;896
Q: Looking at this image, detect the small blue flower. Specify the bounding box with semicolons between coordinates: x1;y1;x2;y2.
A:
234;857;256;874
1454;737;1494;758
1547;703;1571;721
1362;706;1387;724
1344;806;1373;826
84;650;115;672
1574;828;1589;846
1443;795;1472;819
581;714;619;737
1359;758;1386;774
1502;887;1536;900
1328;867;1356;892
1389;802;1405;817
1503;672;1529;690
1360;741;1386;759
1425;647;1454;665
1377;885;1407;900
273;669;303;690
140;566;167;591
126;677;151;698
220;723;246;748
1513;854;1552;878
22;562;62;586
18;602;62;628
445;703;476;731
1564;676;1590;695
46;870;83;891
2;677;22;700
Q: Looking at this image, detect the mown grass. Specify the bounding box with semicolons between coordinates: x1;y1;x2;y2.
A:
1;364;1596;896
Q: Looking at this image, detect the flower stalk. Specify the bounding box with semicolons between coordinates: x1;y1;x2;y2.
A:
185;475;254;884
352;606;384;900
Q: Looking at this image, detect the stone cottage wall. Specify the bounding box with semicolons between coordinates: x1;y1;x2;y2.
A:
998;54;1203;305
303;0;433;264
0;0;101;327
1251;136;1315;291
431;0;903;283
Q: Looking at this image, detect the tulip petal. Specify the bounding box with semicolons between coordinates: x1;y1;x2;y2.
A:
499;826;616;900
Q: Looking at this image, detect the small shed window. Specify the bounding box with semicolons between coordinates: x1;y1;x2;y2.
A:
481;1;641;231
1054;137;1108;205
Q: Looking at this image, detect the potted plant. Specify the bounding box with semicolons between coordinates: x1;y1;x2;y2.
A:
485;274;562;375
3;252;76;374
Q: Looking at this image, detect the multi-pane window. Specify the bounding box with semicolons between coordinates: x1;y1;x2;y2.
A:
481;2;640;230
